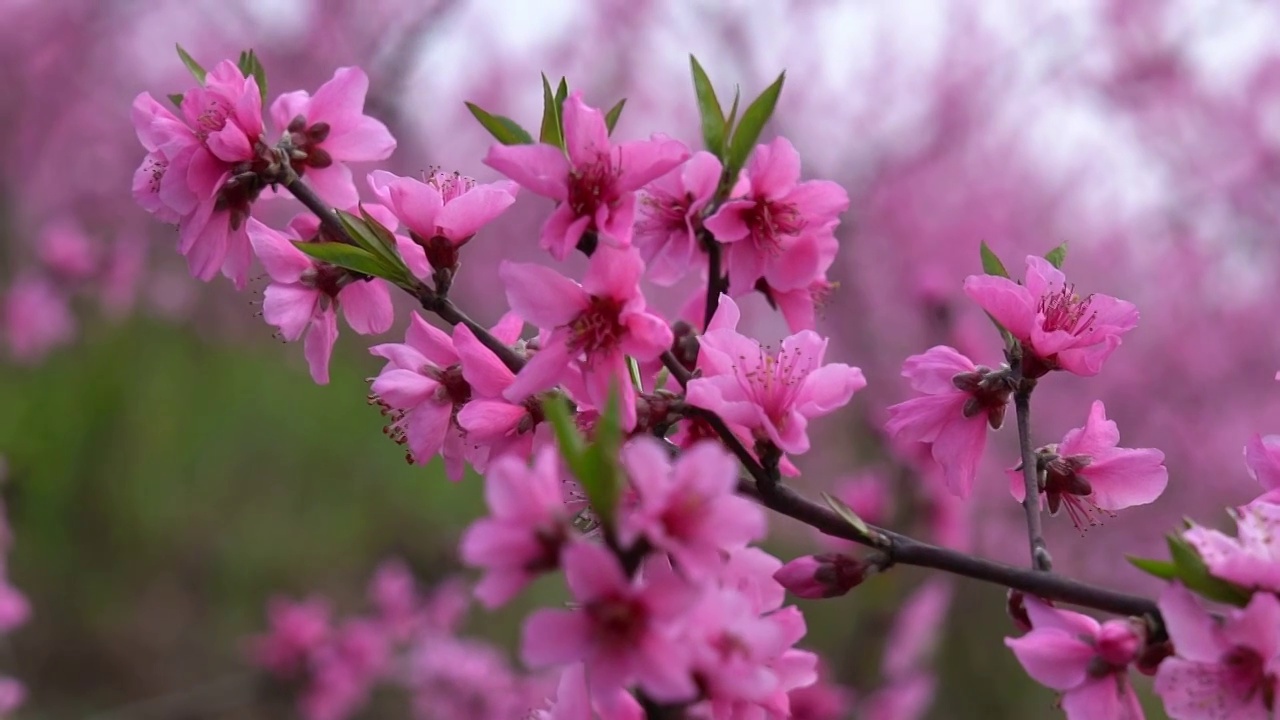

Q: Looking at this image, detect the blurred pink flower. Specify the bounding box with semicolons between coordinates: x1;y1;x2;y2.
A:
499;247;672;430
1154;584;1280;720
484;91;688;260
886;345;1008;498
1005;597;1144;720
249;596;333;679
964;256;1138;378
1184;499;1280;593
1010;400;1167;529
688;295;864;456
248;215;393;385
521;542;698;705
37;221;97;280
1245;434;1280;502
618;438;765;575
704;137;848;294
3;275;75;363
270;66;396;207
459;447;572;608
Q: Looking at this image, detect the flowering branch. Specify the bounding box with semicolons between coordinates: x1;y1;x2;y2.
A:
1012;372;1052;571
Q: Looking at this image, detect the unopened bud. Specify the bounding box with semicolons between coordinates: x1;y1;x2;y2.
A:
1135;639;1174;676
774;553;876;599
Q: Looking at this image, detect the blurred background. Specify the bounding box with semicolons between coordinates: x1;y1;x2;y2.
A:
3;0;1280;717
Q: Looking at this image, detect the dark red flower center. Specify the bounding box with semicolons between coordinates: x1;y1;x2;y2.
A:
426;363;472;407
567;155;620;224
569;296;626;355
745;198;806;254
588;595;646;648
1223;646;1277;710
1038;285;1097;336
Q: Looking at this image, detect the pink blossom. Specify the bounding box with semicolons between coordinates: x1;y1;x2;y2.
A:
499;248;672;430
786;660;855;720
248;215;394;385
704;137;849;293
484;91;689;259
2;275;75;363
459;447;573;608
688;295;865;456
1005;597;1145;720
759;230;839;333
633;151;722;286
885;346;1009;498
248;596;333;679
301;619;390;720
407;635;537;720
521;542;698;704
368;169;518;277
1154;583;1280;720
618;438;765;575
0;583;29;635
270;67;396;207
1245;434;1280;502
774;554;872;599
533;664;644;720
0;678;24;716
964;255;1138;377
1183;499;1280;593
683;589;798;710
38;221;97;280
454;319;547;467
1010;401;1167;529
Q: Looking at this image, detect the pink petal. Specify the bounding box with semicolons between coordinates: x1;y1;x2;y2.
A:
388;176;444;238
901;345;979;394
304;309;339;385
484;143;570;200
405;312;459;367
1223;591;1280;660
522;609;591;667
562;93;610;168
269;89;309;133
1059;677;1138;720
505;333;573;401
614;135;691;191
1022;255;1068;298
339;279;394;335
542;206;594;260
1059;401;1121;456
305;163;359;208
247;220;311;283
962;274;1036;340
1157;584;1224;663
747;137;801;198
405;402;451;464
500;262;587;328
1004;631;1092;690
704;199;753;243
263;284;320;341
453;323;515;396
436;184;518;241
931;413;988;498
371;369;438;408
457;400;525;440
1082;448;1167;510
1024;597;1101;637
325;115;396;161
796;363;865;417
620;312;673;359
1245;434;1280;492
562;542;629;603
306;66;368;127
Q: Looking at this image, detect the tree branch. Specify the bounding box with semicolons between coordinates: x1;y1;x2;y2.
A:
1014;376;1052;571
701;230;724;330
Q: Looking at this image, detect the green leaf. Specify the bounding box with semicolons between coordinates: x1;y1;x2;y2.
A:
167;93;184;108
236;49;268;103
175;44;207;84
354;207;413;283
690;55;727;156
725;71;786;178
465;102;534;146
1044;242;1068;269
291;242;392;279
821;492;869;536
579;385;624;530
1127;555;1178;580
555;77;569;105
724;86;742;134
539;74;564;148
979;241;1011;278
543;394;586;467
604;98;626;135
1167;534;1251;606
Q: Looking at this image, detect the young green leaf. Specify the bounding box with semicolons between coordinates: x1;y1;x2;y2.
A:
355;206;413;281
554;77;569;105
578;385;624;530
175;44;207;84
167;93;184;108
539;74;564;148
237;49;268;103
724;86;741;134
543;394;586;465
465;102;534;146
725;71;785;178
821;492;869;536
1044;242;1068;269
689;55;727;156
604;98;627;135
1167;534;1250;606
1126;555;1178;580
979;241;1011;278
292;242;392;279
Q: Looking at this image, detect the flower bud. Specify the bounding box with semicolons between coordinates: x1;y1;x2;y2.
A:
774;553;874;599
1006;590;1032;633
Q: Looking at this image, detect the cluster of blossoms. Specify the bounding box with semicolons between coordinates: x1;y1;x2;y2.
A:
249;559;550;720
132;49;1280;720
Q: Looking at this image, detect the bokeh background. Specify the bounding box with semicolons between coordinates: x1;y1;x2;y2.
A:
3;0;1280;717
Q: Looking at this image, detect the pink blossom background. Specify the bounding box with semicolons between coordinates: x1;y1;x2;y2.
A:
3;0;1280;716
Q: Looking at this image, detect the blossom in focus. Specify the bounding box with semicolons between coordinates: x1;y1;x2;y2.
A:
633;151;722;286
453;319;547;468
521;542;698;705
704;137;849;294
1154;583;1280;720
964;255;1138;377
885;345;1010;498
1009;400;1167;529
459;447;572;608
687;295;865;456
248;215;394;385
618;438;765;575
499;248;672;430
484;92;689;259
1183;499;1280;593
270;67;396;207
1005;597;1145;720
368;312;520;479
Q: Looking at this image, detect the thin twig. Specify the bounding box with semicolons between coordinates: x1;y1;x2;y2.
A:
701;231;724;330
1014;377;1052;571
